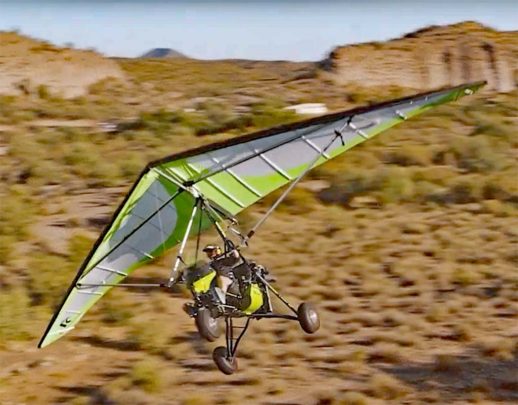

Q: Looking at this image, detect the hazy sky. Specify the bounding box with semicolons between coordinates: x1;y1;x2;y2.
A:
0;1;516;60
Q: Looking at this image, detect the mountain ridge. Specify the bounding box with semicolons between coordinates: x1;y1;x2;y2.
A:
140;48;187;59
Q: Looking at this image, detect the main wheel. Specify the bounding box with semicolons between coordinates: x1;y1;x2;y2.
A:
297;302;320;334
195;308;220;342
213;346;238;375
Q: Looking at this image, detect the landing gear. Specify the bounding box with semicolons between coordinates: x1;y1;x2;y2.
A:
195;308;220;342
297;302;320;334
213;346;238;375
210;316;250;374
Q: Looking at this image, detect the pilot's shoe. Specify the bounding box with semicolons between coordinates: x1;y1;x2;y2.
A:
182;302;197;317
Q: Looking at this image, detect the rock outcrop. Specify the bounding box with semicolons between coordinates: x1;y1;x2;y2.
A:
322;22;517;93
0;32;125;98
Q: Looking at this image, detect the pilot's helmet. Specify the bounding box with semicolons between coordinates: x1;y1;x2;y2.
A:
202;244;221;258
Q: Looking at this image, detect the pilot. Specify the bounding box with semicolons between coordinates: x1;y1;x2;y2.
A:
202;244;240;304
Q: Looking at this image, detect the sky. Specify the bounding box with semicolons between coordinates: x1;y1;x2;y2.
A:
0;1;516;61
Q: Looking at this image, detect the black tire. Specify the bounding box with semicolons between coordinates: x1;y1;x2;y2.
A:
195;308;220;342
297;302;320;334
213;346;238;375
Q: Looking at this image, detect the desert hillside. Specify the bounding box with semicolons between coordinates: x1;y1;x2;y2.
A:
0;32;124;98
0;22;517;404
322;22;517;92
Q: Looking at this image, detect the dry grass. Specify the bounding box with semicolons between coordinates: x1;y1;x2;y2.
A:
368;373;410;400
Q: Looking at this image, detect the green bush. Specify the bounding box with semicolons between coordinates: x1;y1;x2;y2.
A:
318;169;373;206
129;359;162;393
99;299;134;325
482;172;518;202
28;253;72;308
445;177;483;204
127;318;172;355
320;167;416;206
471;121;514;143
119;152;146;179
68;233;95;268
450;136;502;173
276;187;316;215
372;167;415;205
37;85;51;100
0;287;35;346
250;100;297;129
63;142;99;167
0;235;16;265
382;144;432;166
0;186;36;241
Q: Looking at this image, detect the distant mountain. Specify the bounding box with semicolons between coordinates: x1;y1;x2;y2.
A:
140;48;187;59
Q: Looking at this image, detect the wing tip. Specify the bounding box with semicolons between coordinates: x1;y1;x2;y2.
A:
37;336;47;349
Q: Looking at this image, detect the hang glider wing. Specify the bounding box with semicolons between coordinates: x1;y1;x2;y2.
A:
38;81;484;348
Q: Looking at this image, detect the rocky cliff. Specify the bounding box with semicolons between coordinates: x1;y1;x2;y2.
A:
0;32;125;98
321;22;517;92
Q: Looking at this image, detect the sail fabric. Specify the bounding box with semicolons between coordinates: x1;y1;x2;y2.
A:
38;81;484;348
151;82;484;215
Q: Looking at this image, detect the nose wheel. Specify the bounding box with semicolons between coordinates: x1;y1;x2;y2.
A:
213;346;238;375
297;302;320;334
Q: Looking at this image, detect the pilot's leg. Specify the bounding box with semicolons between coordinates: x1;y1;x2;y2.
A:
216;275;233;304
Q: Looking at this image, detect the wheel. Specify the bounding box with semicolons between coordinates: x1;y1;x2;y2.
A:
213;346;238;375
297;302;320;334
195;308;220;342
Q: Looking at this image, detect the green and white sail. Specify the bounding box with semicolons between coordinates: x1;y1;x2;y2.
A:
38;81;485;348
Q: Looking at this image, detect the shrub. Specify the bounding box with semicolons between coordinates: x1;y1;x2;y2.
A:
471;121;513;142
450;137;502;173
340;391;369;405
276;187;316;215
0;235;16;265
129;359;162;393
127;318;172;355
68;233;95;268
86;160;122;187
450;267;481;286
318;170;372;206
368;343;404;363
182;394;213;405
477;337;516;360
430;176;484;205
0;186;36;241
37;85;51;100
372;167;415;205
434;354;459;371
63;142;99;168
369;374;409;400
99;299;134;325
382;144;432;166
0;287;35;346
119;152;147;179
250;100;297;129
198;99;233;126
28;253;72;308
482;172;518;202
